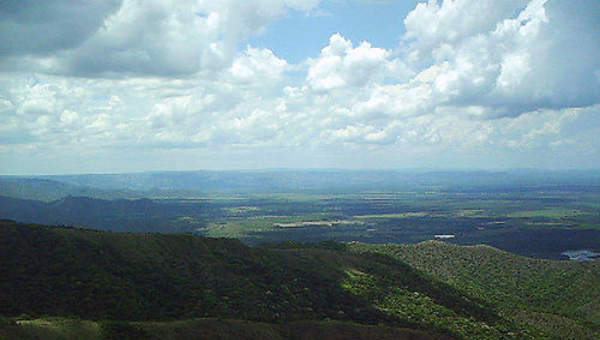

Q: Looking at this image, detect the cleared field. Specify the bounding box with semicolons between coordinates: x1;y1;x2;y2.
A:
354;212;429;219
506;208;588;218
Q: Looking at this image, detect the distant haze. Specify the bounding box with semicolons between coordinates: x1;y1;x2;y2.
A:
3;169;599;195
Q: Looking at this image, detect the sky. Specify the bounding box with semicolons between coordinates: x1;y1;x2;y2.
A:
0;0;599;175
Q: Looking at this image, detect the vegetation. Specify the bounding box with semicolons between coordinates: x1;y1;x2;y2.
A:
347;240;600;339
2;220;533;339
1;170;599;339
0;317;455;340
2;171;599;259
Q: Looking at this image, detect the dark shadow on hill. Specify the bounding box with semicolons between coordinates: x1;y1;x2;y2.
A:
0;220;526;339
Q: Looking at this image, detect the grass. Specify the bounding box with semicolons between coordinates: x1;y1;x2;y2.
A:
354;212;430;219
506;208;588;219
0;317;456;340
11;318;102;340
202;213;337;238
354;210;488;219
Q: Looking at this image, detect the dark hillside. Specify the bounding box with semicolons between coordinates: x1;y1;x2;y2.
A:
0;196;196;232
0;317;454;340
0;221;528;339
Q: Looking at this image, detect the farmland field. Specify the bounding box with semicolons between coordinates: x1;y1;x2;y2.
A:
185;189;600;259
1;171;599;259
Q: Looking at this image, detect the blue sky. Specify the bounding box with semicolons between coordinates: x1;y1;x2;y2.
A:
0;0;598;174
247;1;418;63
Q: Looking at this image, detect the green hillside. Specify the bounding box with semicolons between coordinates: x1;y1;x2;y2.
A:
347;240;600;339
1;220;527;340
0;317;456;340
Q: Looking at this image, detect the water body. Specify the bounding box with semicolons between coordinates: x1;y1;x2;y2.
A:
561;250;600;261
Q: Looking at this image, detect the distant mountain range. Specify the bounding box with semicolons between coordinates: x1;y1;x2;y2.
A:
2;169;600;201
0;195;197;232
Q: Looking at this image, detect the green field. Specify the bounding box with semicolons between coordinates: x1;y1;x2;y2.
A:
3;182;599;258
179;189;600;259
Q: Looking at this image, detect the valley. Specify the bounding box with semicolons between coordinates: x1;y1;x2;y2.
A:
1;170;599;339
1;170;599;259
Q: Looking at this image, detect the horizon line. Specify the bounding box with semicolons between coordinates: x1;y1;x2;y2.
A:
2;167;600;177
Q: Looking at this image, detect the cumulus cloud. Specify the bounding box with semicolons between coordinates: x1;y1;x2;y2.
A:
306;34;411;91
1;0;599;172
0;0;320;77
402;0;600;116
228;46;288;87
0;0;122;56
403;0;528;65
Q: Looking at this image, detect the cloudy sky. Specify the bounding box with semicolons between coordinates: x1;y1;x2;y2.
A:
1;0;599;174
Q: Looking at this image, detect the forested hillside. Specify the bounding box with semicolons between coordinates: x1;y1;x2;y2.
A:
1;220;530;340
348;241;600;339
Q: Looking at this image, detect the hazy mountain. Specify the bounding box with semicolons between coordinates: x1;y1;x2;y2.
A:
14;169;600;195
0;196;190;232
0;177;137;202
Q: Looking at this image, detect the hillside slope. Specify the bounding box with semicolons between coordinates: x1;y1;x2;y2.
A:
1;220;527;339
0;196;191;232
347;240;600;339
1;317;455;340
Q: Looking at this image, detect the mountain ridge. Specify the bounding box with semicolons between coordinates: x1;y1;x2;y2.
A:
1;220;531;339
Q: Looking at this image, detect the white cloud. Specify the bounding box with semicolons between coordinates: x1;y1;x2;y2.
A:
0;0;321;77
306;34;411;91
402;0;600;116
0;0;123;56
1;0;599;172
228;46;288;87
403;0;528;65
